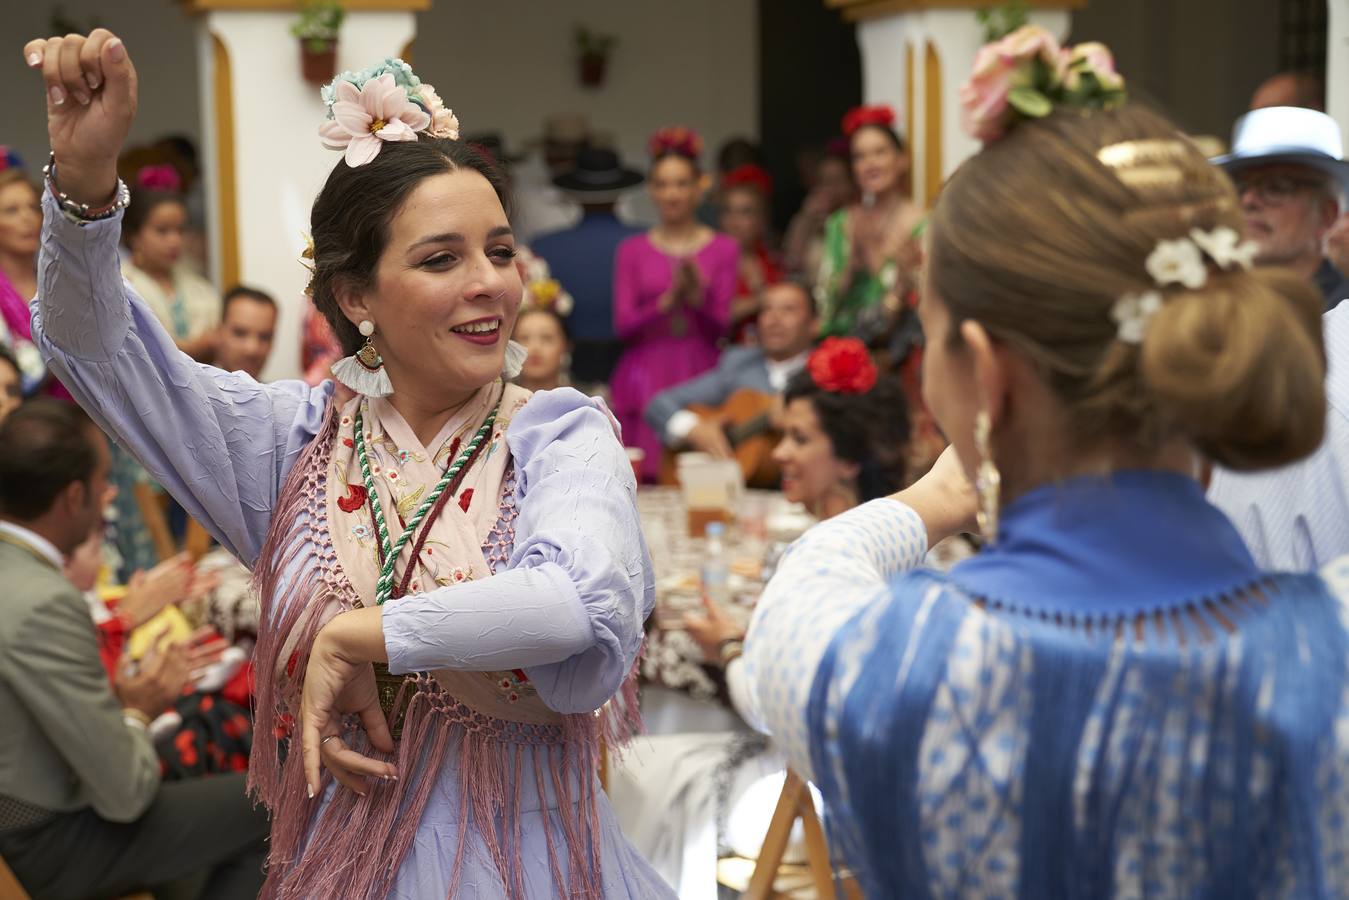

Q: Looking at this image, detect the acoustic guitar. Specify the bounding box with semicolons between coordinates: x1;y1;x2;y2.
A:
658;388;782;488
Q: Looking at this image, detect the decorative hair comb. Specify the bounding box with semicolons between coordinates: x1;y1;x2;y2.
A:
721;163;773;197
842;105;896;138
808;337;878;395
960;25;1126;143
135;164;182;193
318;58;459;167
648;126;703;162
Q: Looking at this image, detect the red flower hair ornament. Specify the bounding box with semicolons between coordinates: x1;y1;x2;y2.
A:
648;126;704;162
721;163;773;197
808;337;878;395
842;104;897;138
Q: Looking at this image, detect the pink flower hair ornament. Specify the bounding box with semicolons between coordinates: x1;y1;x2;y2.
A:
317;60;461;167
135;164;183;193
960;25;1126;144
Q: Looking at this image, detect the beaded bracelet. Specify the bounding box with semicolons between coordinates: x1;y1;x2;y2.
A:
43;152;130;226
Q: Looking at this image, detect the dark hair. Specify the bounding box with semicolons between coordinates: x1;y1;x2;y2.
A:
717;137;762;174
851;124;906;154
767;277;818;318
514;306;571;341
783;370;909;501
223;284;278;318
121;190;185;247
0;400;99;520
309;138;509;356
651;151;701;179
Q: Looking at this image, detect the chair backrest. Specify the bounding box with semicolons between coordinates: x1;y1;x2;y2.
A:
744;769;861;900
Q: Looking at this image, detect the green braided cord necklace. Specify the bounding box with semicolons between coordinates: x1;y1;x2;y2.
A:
353;404;498;606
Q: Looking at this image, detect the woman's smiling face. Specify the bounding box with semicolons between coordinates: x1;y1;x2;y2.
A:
338;168;524;397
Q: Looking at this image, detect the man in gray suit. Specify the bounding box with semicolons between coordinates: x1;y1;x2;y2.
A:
0;401;268;900
646;280;819;460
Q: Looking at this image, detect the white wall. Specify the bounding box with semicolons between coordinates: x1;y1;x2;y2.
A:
203;10;417;382
0;0;202;175
413;0;758;171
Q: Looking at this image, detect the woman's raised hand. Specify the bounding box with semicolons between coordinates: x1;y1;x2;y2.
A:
23;29;138;207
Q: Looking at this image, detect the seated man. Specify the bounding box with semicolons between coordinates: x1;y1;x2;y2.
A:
645;280;817;461
1214;106;1349;308
0;401;267;899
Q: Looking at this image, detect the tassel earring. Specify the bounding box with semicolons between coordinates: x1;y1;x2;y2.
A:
974;409;1001;544
331;319;395;398
502;340;528;380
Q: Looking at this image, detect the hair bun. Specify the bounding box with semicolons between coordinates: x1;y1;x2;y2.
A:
1140;267;1326;471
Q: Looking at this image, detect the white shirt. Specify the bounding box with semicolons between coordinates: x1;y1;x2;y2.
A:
0;521;64;569
1209;304;1349;571
666;350;809;444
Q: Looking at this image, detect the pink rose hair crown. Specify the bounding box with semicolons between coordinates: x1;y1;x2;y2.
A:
318;58;460;167
960;25;1126;143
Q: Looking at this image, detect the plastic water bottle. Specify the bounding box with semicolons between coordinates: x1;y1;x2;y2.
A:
701;521;731;606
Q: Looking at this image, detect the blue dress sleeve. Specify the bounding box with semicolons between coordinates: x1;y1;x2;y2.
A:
30;190;333;565
382;388;653;714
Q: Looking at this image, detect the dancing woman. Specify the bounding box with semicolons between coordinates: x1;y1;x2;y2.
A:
746;28;1349;897
25;31;673;899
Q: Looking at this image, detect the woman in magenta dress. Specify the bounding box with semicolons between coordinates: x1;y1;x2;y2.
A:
610;127;738;481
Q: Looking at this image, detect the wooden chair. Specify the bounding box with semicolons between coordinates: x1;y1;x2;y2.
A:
742;770;862;900
131;482;215;563
0;855;27;900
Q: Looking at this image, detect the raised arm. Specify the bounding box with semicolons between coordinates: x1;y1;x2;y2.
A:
690;239;737;341
613;238;666;340
24;31;332;565
743;445;975;778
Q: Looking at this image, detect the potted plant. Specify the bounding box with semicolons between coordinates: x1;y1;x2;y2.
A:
291;0;344;85
574;26;616;88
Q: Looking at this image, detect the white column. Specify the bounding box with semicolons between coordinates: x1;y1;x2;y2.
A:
856;6;1072;205
197;9;416;381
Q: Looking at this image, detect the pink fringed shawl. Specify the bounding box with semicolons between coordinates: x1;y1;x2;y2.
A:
248;382;642;899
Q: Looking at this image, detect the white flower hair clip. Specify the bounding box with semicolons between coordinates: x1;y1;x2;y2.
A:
317;58;460;167
1111;226;1257;343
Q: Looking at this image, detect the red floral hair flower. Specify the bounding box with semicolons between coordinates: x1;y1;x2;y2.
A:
721;163;773;197
841;104;897;138
808;337;878;395
648;126;704;162
336;483;368;513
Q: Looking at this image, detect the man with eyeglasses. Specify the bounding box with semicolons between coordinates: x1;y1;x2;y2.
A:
1215;106;1349;309
1208;106;1349;574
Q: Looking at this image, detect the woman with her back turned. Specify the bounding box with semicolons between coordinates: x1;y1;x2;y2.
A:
745;27;1349;898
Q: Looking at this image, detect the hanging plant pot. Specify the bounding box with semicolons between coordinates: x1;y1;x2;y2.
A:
300;41;337;85
578;52;607;88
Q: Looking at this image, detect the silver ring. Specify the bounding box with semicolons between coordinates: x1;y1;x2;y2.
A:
321;735;337;746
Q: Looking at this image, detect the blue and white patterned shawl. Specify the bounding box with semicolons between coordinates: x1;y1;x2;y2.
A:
747;471;1349;899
